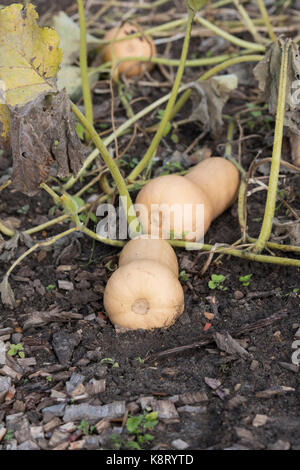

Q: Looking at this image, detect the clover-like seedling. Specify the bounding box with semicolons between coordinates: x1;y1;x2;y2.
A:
239;274;253;287
7;343;25;359
208;274;227;291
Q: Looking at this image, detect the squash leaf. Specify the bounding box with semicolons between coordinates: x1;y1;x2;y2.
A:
253;39;300;135
0;4;84;196
0;103;10;154
186;74;238;138
10;89;85;196
0;3;62;107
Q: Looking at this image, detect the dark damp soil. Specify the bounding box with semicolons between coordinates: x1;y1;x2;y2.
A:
0;0;299;452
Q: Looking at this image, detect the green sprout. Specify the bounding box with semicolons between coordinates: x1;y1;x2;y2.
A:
46;284;56;291
239;273;253;287
100;357;119;367
208;274;227;290
179;270;190;282
7;343;25;359
4;430;14;441
77;420;95;436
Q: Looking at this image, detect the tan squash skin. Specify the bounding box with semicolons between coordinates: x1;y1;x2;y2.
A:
119;237;179;276
102;23;156;79
185;157;240;219
135;174;213;242
104;259;184;330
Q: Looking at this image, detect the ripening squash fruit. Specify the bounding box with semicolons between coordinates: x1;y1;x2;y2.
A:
119;237;179;276
135;158;240;241
101;23;156;80
184;157;240;218
103;259;184;330
135;174;214;242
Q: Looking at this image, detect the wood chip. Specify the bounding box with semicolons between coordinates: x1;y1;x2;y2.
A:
94;418;111;435
151;400;179;419
256;386;295;398
57;280;74;291
227;395;247;410
235;427;254;441
279;361;299;373
252;414;269;427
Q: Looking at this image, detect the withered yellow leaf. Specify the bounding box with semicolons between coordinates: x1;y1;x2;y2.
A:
0;3;62;106
0;103;10;150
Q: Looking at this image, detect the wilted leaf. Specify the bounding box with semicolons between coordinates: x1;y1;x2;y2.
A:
52;11;99;99
288;130;300;166
23;306;83;330
186;0;208;12
0;104;10;155
57;64;98;100
253;39;300;135
0;4;85;195
0;276;16;308
0;232;34;264
186;74;238;138
10;89;85;196
0;3;61;107
52;11;99;65
214;331;250;357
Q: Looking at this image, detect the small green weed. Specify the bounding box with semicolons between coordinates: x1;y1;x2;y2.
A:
8;343;25;359
110;411;158;450
208;274;227;291
239;274;253;287
77;420;95;436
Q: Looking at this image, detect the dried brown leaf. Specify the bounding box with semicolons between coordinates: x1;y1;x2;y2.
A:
10;89;85;196
186;74;238;138
0;276;16;308
253;39;300;135
214;331;250;357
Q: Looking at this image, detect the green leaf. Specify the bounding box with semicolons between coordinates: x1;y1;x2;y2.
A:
46;284;55;291
186;0;208;12
76;122;85;140
0;3;61;107
171;133;179;144
126;416;143;434
145;411;158;421
125;441;141;450
211;274;225;283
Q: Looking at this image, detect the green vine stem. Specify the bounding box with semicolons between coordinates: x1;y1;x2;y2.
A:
70;102;141;235
40;183;61;205
4;227;78;280
233;0;265;44
170;54;264;122
64;86;180;190
248;237;300;253
127;9;195;181
255;39;291;253
0;179;11;193
65;54;263;191
169;240;300;267
194;16;266;52
77;0;93;127
89;52;243;74
0;220;15;238
257;0;276;42
96;18;187;47
238;179;247;241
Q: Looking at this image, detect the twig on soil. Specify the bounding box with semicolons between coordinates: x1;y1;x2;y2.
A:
144;310;288;362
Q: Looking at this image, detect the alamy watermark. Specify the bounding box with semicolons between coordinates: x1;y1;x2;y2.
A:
292;340;300;366
96;196;205;247
291;79;300;106
0;80;6;105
